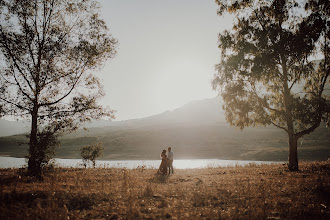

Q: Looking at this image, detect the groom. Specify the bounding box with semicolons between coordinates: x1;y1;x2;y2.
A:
167;147;174;174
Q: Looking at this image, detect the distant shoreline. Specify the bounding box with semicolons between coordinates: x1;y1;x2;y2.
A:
0;156;284;169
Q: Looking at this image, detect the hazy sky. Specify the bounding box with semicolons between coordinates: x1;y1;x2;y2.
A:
97;0;233;121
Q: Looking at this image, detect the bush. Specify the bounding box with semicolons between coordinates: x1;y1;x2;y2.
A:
80;143;103;168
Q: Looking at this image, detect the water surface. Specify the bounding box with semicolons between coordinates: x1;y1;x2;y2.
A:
0;156;282;169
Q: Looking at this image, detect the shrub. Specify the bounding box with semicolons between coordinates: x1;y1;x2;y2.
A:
80;143;103;168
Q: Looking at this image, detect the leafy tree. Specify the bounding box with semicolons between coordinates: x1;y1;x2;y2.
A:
80;142;103;168
0;0;117;177
212;0;329;171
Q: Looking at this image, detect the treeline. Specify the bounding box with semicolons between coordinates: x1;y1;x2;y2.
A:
1;123;329;161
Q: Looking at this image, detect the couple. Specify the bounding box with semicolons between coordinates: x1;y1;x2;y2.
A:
158;147;174;175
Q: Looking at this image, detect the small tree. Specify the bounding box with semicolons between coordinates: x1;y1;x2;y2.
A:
213;0;329;171
0;0;117;177
80;143;103;168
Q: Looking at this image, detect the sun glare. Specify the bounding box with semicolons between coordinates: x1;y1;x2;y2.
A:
149;59;216;112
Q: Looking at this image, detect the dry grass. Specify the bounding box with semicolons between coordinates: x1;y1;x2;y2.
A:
0;161;329;219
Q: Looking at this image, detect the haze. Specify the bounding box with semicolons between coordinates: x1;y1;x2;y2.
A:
97;0;233;121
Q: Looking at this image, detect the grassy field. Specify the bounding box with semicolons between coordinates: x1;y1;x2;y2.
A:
0;161;329;219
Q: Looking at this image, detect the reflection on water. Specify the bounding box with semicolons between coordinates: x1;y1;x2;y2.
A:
0;156;282;169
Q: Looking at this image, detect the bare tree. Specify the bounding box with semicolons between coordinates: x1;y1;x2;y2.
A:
0;0;117;177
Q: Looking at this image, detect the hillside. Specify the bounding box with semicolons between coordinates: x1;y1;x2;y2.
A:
0;119;30;137
0;97;329;161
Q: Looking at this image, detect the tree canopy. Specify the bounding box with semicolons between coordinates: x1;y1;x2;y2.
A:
212;0;329;170
0;0;117;176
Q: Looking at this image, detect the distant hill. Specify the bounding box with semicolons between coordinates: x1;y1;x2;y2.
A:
136;97;226;125
0;97;329;161
104;97;226;129
0;97;225;134
0;119;29;137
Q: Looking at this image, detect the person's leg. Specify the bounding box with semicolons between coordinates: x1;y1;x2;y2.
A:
168;160;173;174
170;160;173;173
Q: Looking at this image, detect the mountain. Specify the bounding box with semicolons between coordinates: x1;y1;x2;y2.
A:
107;97;226;128
0;97;224;137
0;119;30;137
0;97;329;161
137;97;226;125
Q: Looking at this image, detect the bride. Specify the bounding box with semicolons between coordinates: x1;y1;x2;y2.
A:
158;149;168;175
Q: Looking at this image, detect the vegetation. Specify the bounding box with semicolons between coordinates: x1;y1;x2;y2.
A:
1;122;329;161
0;161;329;219
80;143;103;168
0;0;117;177
213;0;329;171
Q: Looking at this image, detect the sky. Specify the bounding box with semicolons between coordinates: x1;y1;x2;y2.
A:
96;0;233;121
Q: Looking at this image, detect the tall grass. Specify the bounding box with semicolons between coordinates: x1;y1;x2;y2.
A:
0;161;329;219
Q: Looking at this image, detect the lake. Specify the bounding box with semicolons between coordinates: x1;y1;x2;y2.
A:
0;156;283;169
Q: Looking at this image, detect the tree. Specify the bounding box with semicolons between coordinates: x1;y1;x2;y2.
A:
212;0;329;171
0;0;117;177
80;142;103;168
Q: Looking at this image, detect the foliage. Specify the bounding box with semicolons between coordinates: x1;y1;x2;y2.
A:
80;142;103;168
212;0;329;170
26;128;60;169
0;0;117;176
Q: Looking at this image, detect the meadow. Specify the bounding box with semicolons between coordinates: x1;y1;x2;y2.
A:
0;161;329;219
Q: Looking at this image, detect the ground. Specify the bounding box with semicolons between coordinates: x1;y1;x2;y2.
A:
0;161;329;219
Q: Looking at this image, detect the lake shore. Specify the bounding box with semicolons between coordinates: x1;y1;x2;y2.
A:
1;161;329;219
0;156;284;169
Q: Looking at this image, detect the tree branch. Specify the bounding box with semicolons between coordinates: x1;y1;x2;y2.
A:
250;80;281;114
39;66;86;107
23;12;37;68
296;61;329;138
271;121;288;133
12;66;34;102
0;97;30;112
0;28;35;92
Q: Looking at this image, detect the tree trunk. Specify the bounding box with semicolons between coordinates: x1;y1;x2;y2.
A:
281;55;299;171
28;105;41;177
288;134;298;171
